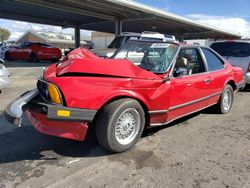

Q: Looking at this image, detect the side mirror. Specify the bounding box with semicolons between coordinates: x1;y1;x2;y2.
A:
162;76;171;83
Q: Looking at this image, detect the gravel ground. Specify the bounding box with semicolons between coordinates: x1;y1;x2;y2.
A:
0;62;249;188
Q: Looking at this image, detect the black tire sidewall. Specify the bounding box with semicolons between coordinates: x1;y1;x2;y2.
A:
5;52;11;61
220;85;234;114
30;53;38;62
102;99;145;153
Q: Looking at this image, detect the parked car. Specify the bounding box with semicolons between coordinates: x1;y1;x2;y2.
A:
210;40;250;88
0;59;10;93
64;41;95;56
0;41;18;59
92;31;176;58
5;39;245;153
5;42;62;62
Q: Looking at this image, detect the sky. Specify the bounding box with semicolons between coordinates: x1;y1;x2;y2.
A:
137;0;250;36
1;0;250;40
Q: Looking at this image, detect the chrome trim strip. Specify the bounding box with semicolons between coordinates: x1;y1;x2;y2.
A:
148;110;168;114
150;102;218;126
169;91;221;111
148;91;221;116
4;89;39;126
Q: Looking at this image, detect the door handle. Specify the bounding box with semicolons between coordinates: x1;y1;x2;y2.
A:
186;83;192;86
203;79;211;83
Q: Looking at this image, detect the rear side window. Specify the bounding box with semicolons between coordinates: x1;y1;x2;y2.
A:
201;48;224;71
210;42;250;57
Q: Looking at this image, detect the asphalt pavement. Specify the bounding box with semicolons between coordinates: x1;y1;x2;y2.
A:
0;62;250;188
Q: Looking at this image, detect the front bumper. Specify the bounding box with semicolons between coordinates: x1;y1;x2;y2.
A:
0;66;10;90
4;89;97;141
236;79;247;90
245;72;250;84
0;75;10;90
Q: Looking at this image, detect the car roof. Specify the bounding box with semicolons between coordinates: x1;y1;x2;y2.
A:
119;31;176;41
178;43;208;48
211;40;250;44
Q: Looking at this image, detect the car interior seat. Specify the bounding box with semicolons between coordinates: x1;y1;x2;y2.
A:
174;57;191;76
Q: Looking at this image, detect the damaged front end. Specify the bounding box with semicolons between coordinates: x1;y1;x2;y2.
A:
4;89;39;127
4;77;97;141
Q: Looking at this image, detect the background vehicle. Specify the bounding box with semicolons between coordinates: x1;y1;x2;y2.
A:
0;59;10;93
0;41;18;59
64;41;95;56
210;40;250;87
92;31;176;58
5;42;62;62
5;40;244;153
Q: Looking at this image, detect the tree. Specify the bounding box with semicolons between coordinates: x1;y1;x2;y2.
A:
0;27;11;42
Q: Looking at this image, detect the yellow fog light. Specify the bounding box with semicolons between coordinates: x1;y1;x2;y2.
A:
48;83;62;104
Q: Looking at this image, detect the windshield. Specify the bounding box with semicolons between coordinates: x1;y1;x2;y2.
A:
112;40;179;73
211;42;250;57
108;36;125;49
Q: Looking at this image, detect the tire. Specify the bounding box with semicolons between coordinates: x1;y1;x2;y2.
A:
51;58;59;63
216;84;234;114
243;84;250;90
95;98;145;153
5;52;11;61
30;53;39;62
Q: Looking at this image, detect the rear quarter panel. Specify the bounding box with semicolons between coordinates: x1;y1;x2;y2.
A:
35;46;62;60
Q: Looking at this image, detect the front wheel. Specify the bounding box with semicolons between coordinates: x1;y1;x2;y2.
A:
216;84;234;114
95;98;145;153
5;52;11;61
30;53;39;62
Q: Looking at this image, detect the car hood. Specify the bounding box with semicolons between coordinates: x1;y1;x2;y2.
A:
54;48;161;80
91;48;116;57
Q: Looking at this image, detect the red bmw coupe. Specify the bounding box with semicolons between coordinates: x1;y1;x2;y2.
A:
5;42;62;62
5;39;245;153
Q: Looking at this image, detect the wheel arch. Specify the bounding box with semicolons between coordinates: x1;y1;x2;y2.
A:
93;94;151;129
30;51;37;57
226;79;236;91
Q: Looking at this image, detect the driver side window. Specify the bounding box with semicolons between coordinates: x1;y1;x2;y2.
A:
173;48;206;77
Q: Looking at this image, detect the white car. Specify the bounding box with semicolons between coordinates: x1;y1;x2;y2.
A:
92;31;176;58
210;40;250;88
0;59;10;93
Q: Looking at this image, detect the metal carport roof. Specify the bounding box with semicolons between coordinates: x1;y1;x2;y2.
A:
0;0;241;40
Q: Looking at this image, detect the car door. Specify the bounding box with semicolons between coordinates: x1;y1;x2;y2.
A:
12;43;30;60
167;47;211;122
200;47;228;106
19;43;31;60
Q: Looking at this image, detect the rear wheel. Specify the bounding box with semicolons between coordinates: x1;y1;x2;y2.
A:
51;58;59;63
216;84;234;114
5;52;11;61
30;53;39;62
95;98;145;153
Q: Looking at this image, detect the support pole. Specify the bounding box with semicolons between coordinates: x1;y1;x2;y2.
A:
115;19;122;36
74;25;81;48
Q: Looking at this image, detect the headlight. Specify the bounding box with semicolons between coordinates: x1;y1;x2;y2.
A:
48;83;63;104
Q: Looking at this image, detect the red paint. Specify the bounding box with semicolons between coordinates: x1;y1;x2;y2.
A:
6;43;62;61
26;110;88;141
27;47;244;140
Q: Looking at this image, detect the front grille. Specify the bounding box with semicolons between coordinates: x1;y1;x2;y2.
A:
37;79;50;103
